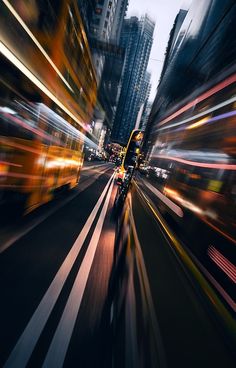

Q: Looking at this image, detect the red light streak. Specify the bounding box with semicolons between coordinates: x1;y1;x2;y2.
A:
154;154;236;170
208;246;236;284
0;161;22;167
158;74;236;127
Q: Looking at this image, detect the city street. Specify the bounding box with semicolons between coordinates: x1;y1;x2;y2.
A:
0;163;116;367
1;0;236;367
0;163;235;367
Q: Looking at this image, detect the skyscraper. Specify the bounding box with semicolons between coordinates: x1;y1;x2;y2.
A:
136;70;151;130
88;0;128;43
77;1;129;148
159;9;187;83
111;15;155;144
139;71;151;107
84;0;128;83
139;100;152;131
110;0;129;45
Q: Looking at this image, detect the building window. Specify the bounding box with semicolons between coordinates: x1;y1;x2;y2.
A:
104;20;108;29
108;1;112;9
93;18;100;25
95;7;102;14
106;11;110;18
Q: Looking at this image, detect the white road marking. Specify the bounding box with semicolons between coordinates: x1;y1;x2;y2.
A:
42;177;114;367
4;173;114;368
142;180;183;217
0;166;110;254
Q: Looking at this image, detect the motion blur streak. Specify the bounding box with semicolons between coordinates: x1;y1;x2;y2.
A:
153;154;236;170
208;246;236;283
143;181;184;217
0;161;22;168
186;117;210;130
139;1;236;312
42;176;114;368
157;96;236;131
0;42;92;137
1;111;51;142
135;181;236;322
2;0;73;92
158;73;236;127
186;110;236;130
4;173;114;368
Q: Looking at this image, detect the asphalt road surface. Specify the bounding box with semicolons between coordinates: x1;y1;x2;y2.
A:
0;163;235;367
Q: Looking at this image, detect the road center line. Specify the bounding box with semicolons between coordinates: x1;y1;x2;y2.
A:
42;176;114;368
4;173;114;368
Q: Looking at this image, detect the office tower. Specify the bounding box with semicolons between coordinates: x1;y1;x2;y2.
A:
136;71;151;130
159;9;187;82
139;100;152;131
139;71;151;107
89;0;128;43
111;15;155;144
110;0;129;45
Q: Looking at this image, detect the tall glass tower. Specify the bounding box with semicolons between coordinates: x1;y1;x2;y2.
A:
111;15;155;144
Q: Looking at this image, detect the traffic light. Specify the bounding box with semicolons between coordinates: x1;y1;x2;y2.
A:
123;130;144;170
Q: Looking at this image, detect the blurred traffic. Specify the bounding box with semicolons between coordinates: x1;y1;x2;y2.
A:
0;0;236;367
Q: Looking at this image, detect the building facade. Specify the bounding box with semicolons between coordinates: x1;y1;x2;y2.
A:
110;0;129;44
158;8;187;83
77;0;97;36
77;1;129;150
139;100;152;131
90;0;119;42
139;71;151;107
111;15;154;145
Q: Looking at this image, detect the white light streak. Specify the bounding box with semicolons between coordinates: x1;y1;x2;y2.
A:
156;96;236;132
2;0;74;92
0;42;97;149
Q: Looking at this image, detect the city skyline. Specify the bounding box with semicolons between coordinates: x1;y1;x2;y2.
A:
127;0;193;100
112;14;155;144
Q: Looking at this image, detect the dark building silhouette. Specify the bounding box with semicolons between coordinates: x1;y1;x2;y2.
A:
144;0;236;154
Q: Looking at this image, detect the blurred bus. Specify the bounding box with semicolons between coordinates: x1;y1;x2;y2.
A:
0;0;97;214
143;0;236;314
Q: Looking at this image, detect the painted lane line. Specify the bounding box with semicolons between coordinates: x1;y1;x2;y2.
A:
135;183;236;329
4;173;114;368
142;180;183;217
129;196;167;368
0;166;111;254
42;177;114;367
